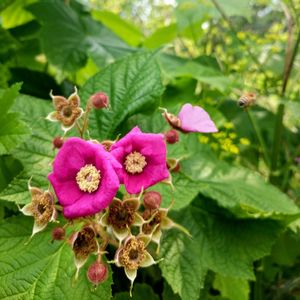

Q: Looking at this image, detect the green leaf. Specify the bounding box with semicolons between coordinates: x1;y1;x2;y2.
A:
0;84;31;155
92;10;144;46
159;54;230;92
80;51;164;140
214;0;252;20
160;204;282;300
143;24;177;49
0;216;112;299
1;0;36;29
27;0;131;72
213;274;250;300
181;152;300;218
114;283;159;300
0;94;60;204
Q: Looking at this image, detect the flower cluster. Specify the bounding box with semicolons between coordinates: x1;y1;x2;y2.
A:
19;88;217;295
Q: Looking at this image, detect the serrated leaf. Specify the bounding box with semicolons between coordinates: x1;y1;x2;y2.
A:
0;84;31;155
0;94;60;204
0;216;112;299
27;0;131;72
180;153;299;218
80;51;164;140
160;204;282;300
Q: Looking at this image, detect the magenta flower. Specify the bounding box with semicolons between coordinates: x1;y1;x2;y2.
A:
110;127;169;194
163;103;218;133
48;138;121;219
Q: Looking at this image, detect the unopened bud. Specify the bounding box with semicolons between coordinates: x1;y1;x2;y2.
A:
90;92;109;109
143;191;162;210
53;136;64;149
165;129;179;144
87;261;108;285
52;227;65;241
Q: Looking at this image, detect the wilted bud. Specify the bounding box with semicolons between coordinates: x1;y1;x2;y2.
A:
143;191;162;210
90;92;109;109
101;140;114;151
162;111;181;129
164;129;179;144
87;261;108;285
167;158;180;173
52;136;64;149
52;227;65;241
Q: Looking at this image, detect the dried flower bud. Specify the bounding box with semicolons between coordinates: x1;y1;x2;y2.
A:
53;136;64;149
101;140;114;151
167;158;180;173
164;129;179;144
90;92;109;109
87;261;108;285
163;111;181;129
143;191;162;210
52;227;65;241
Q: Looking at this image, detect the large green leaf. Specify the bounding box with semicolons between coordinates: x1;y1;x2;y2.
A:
27;0;132;72
0;216;112;299
159;203;282;300
181;152;299;218
80;51;164;140
0;84;31;155
92;10;144;47
0;94;59;204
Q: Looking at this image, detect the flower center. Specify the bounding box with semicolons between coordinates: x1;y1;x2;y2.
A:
124;151;147;174
31;193;54;226
107;201;135;229
76;164;100;193
62;105;73;117
142;210;161;234
73;227;98;259
119;238;145;270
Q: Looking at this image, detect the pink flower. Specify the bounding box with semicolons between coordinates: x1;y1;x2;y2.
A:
163;103;218;133
48;138;121;219
110;127;169;194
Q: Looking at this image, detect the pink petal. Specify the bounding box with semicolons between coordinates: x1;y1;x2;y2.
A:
178;103;218;133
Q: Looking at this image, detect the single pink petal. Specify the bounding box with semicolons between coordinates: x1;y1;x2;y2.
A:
178;103;218;133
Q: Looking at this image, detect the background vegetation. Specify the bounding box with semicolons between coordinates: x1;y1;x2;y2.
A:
0;0;299;299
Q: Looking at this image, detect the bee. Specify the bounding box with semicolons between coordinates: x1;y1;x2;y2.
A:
238;92;256;109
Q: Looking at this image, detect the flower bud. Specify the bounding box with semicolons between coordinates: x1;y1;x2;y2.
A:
52;227;65;241
165;129;179;144
87;261;108;285
90;92;109;109
143;191;162;210
53;136;64;149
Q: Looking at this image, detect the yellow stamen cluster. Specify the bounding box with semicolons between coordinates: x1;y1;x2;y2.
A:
76;164;100;193
124;151;147;174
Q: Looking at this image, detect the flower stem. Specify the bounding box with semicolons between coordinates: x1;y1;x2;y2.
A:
246;110;270;168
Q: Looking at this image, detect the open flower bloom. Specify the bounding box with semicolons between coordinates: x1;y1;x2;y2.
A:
114;234;157;295
69;226;99;279
100;195;144;243
20;183;56;238
48;137;121;219
162;103;218;133
110;127;169;194
46;87;84;132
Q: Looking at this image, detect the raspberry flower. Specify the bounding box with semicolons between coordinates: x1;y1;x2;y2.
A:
48;137;121;219
46;87;84;132
100;195;143;243
20;182;57;238
110;127;169;194
162;103;218;133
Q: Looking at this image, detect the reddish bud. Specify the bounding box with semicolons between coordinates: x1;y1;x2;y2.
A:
53;136;64;149
52;227;65;241
143;191;162;210
90;92;109;109
87;261;108;285
165;129;179;144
